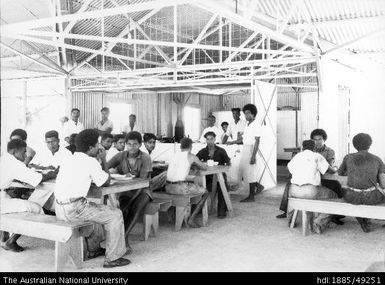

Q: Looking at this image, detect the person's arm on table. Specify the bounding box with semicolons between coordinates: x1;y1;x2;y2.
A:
98;147;111;186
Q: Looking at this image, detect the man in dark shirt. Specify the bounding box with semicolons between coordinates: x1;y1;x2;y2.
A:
107;131;152;248
338;133;385;233
196;131;231;218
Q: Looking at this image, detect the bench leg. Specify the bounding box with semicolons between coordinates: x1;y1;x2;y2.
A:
55;241;69;272
175;206;186;231
290;210;298;229
302;211;310;236
151;212;159;237
143;214;153;241
202;199;208;227
69;236;84;269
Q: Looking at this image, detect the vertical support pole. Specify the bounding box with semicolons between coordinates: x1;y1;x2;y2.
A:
173;4;177;82
133;23;137;70
219;16;223;63
101;0;105;73
312;27;322;128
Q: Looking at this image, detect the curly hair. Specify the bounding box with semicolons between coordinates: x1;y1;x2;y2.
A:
75;129;99;153
242;104;257;117
310;129;328;141
352;133;372;151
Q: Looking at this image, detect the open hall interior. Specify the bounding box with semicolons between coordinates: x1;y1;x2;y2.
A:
1;0;385;272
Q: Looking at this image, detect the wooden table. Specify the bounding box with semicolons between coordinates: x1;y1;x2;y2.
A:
10;178;150;209
322;173;348;187
88;178;150;207
199;165;234;218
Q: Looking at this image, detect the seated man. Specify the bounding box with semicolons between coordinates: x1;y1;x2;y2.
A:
107;131;152;245
338;133;385;233
0;139;56;252
196;131;231;218
166;137;209;228
29;130;72;170
277;128;341;221
287;139;338;234
106;134;126;162
10;128;36;165
54;129;130;268
100;133;113;151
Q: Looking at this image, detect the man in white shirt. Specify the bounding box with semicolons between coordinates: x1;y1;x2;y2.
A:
122;114;141;134
29;130;72;170
223;108;247;145
0;139;56;252
287;139;338;234
106;134;126;162
63;108;85;144
140;133;168;193
54;129;130;268
95;107;113;135
199;115;223;144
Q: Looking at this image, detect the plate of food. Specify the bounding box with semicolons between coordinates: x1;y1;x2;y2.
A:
110;174;134;181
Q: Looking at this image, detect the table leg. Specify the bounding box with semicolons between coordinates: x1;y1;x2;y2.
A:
108;194;119;208
210;175;218;215
217;173;234;218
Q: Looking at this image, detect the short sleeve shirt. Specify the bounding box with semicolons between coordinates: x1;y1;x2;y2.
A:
314;145;335;166
196;146;231;166
107;150;152;179
226;120;247;140
0;153;42;190
288;150;329;186
338;151;385;189
96;119;113;132
63;120;85;138
54;152;108;201
242;120;262;146
30;146;72;168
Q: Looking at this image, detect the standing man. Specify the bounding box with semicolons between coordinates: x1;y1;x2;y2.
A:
199;115;223;144
0;139;56;252
29;130;72;170
95;107;113;135
54;129;130;268
122;114;141;134
338;133;385;233
63;108;84;144
239;104;264;202
196;131;231;218
223;108;247;145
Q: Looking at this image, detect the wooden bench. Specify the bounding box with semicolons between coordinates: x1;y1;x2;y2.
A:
142;198;172;240
152;192;208;231
0;213;94;271
288;198;385;236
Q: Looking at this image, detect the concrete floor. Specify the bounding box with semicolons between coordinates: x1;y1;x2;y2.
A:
1;183;384;272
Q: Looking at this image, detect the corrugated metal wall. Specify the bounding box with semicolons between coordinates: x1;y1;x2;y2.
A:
71;92;104;129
